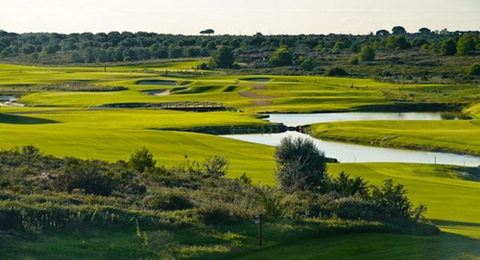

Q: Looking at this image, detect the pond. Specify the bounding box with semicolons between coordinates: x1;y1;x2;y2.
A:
222;112;480;167
266;112;464;126
0;96;16;101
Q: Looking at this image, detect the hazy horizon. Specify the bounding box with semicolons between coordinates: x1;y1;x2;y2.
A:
1;0;479;35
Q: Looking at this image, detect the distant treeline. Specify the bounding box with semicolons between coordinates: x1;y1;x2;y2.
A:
0;27;478;65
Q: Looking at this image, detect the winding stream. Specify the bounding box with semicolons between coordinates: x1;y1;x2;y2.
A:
223;112;480;167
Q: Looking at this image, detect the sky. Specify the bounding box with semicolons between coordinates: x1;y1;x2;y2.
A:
1;0;479;35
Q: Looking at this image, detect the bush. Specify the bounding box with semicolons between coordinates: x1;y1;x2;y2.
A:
202;154;229;178
129;147;156;173
370;179;418;227
274;137;327;193
348;56;359;65
330;197;378;221
358;45;375;61
467;63;480;76
327;66;348;77
143;191;193;211
326;172;369;198
54;158;114;196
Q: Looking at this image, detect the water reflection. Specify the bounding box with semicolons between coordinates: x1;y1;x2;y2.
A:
222;113;480;167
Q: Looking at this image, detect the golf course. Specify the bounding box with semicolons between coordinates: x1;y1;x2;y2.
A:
0;58;479;259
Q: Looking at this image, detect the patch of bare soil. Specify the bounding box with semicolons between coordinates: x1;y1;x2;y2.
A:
251;100;273;106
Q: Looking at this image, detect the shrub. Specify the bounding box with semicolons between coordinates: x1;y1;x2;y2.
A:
299;56;315;71
274;136;327;193
129;147;156;173
330;197;378;221
143;191;193;211
327;66;348;77
358;45;375;61
54;158;114;196
326;172;369;198
370;179;419;227
467;63;480;76
202;154;229;178
348;56;359;65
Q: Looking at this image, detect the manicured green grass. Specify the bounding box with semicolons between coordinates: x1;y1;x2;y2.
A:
234;232;480;260
0;123;276;183
308;120;480;156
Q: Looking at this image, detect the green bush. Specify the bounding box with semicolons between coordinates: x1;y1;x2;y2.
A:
274;137;327;193
54;158;114;196
327;66;348;77
467;63;480;76
143;191;193;211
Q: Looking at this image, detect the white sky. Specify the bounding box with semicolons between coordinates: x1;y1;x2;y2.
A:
1;0;479;35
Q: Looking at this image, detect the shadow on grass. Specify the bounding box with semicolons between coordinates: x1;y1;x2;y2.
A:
431;219;480;229
451;167;480;181
230;231;480;260
0;114;58;124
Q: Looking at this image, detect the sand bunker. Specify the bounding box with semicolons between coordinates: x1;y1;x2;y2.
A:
137;80;178;86
141;90;171;96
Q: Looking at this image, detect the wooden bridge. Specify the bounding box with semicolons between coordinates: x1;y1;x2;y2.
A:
97;101;226;112
155;101;226;111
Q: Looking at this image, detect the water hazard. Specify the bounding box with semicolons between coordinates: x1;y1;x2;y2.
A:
223;112;480;167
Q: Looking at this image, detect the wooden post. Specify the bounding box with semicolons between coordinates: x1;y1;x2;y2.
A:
254;213;263;246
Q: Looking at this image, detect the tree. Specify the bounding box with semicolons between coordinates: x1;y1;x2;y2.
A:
386;35;411;50
376;29;389;36
270;45;293;66
392;26;407;35
441;38;457;56
457;34;477;56
209;45;235;68
299;56;314;71
333;41;346;54
274;136;327;193
418;27;431;34
358;45;375;61
129;147;156;173
200;29;215;35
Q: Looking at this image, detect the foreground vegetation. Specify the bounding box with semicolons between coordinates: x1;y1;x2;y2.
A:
0;144;440;259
